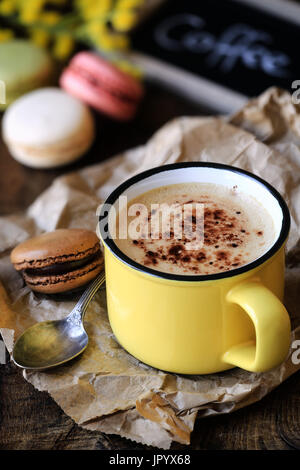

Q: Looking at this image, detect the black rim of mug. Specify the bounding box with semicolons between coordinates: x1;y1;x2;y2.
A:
99;162;291;282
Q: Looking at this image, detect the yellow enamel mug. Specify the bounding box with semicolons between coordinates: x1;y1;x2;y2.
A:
99;163;291;374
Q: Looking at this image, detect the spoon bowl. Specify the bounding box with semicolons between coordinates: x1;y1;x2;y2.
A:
12;272;105;370
13;319;89;370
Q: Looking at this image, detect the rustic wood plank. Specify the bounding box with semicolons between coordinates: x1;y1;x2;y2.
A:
0;360;299;450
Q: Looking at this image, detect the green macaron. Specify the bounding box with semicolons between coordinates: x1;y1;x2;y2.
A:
0;39;54;110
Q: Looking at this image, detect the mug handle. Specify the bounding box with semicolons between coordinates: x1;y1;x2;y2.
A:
222;281;291;372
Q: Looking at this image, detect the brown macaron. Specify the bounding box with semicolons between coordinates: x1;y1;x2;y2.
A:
10;229;103;294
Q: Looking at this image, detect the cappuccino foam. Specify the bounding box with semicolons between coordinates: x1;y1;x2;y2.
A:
115;183;276;275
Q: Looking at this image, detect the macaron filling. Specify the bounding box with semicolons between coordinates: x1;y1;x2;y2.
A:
69;64;140;104
24;252;101;277
11;229;103;293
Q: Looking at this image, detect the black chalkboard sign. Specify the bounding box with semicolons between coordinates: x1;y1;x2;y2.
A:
131;0;300;97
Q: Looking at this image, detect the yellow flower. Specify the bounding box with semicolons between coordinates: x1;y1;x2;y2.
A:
18;0;45;25
0;0;17;15
47;0;67;4
39;11;62;26
29;28;51;48
0;28;14;42
84;20;106;38
113;59;143;80
116;0;144;8
76;0;112;20
53;34;75;60
112;10;138;32
92;31;129;51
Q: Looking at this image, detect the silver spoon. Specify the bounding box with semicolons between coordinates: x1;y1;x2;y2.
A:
12;272;106;370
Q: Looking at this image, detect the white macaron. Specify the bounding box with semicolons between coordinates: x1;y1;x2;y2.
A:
2;87;95;168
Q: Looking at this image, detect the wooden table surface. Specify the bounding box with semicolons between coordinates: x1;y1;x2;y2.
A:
0;83;299;451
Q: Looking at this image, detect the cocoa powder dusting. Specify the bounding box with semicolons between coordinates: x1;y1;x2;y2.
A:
124;193;268;275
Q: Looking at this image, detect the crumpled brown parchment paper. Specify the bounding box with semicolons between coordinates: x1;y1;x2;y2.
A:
0;87;300;449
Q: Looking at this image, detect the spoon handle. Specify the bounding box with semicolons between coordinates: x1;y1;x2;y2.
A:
73;271;106;318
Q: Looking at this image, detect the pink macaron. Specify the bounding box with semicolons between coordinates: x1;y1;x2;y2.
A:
60;52;144;121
